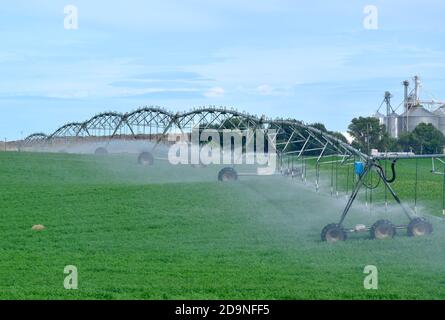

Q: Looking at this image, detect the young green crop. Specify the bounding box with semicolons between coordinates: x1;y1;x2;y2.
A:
1;152;444;299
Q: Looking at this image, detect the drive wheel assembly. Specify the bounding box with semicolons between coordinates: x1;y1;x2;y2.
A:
321;223;347;242
94;147;108;155
218;167;238;182
138;151;154;166
370;219;396;240
407;217;433;237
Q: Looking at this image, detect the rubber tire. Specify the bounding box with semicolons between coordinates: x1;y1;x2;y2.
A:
370;219;396;240
218;167;238;182
94;147;108;155
138;152;154;166
321;223;347;242
407;217;433;237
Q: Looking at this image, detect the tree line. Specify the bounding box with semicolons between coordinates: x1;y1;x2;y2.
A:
347;116;445;155
196;115;445;155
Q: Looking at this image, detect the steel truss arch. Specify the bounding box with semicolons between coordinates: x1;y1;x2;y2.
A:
123;106;175;140
83;112;129;139
24;106;368;162
23;133;48;147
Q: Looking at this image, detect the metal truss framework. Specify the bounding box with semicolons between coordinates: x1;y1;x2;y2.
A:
23;106;369;164
22;133;48;147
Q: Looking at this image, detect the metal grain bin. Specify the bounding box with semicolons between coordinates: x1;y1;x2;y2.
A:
387;111;401;138
373;111;385;125
399;106;439;132
433;105;445;134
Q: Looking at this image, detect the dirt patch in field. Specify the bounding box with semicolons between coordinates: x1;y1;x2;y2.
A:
31;224;45;231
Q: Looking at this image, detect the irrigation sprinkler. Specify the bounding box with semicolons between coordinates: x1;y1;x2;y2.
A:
430;157;445;219
21;105;443;242
321;154;443;242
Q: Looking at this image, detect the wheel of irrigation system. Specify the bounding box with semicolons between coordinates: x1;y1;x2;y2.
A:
370;219;396;240
321;223;347;242
218;167;238;182
407;217;433;237
138;151;154;166
94;147;108;155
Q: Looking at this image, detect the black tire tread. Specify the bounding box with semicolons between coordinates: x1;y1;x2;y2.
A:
218;167;238;181
94;147;108;155
407;217;433;237
138;152;154;166
370;219;396;240
321;223;347;242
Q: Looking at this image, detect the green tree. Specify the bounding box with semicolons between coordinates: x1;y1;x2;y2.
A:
329;131;348;144
397;132;414;152
348;117;385;154
309;123;347;143
380;132;400;152
309;122;327;132
398;123;445;154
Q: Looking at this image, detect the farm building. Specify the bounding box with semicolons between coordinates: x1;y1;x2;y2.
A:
374;76;445;138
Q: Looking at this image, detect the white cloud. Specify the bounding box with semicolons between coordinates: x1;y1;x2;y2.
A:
204;87;225;98
257;84;274;96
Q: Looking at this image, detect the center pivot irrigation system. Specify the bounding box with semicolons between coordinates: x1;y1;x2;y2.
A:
23;106;444;242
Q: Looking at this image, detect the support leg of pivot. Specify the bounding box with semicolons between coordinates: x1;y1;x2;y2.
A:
376;168;414;221
338;166;371;226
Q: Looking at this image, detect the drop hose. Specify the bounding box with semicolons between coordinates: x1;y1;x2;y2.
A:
375;159;397;183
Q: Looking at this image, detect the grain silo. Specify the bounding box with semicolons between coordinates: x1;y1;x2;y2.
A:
373;111;385;125
433;105;445;133
374;77;445;139
399;106;439;132
386;111;401;138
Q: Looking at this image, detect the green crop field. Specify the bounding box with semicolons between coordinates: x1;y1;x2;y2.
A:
1;151;445;300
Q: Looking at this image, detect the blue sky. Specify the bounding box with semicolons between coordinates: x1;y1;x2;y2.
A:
1;0;445;140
